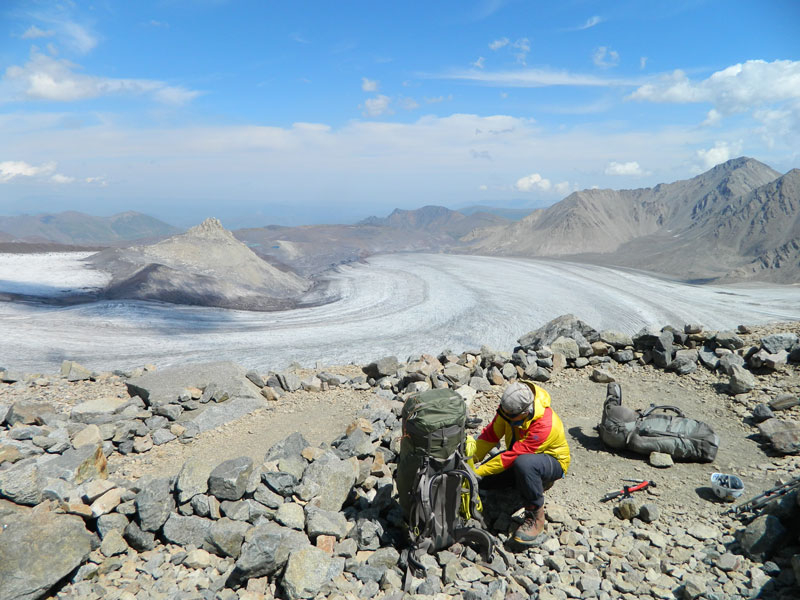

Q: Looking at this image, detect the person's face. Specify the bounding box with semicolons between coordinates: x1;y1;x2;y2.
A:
498;406;530;426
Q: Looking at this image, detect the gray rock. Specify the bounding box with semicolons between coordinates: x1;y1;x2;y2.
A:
752;404;775;423
152;428;177;445
96;513;131;539
162;513;212;548
37;443;107;485
276;503;305;530
176;456;215;503
208;456;254;501
739;514;787;560
61;360;92;381
232;521;310;581
70;397;128;424
718;352;745;375
246;370;266;388
649;452;674;467
0;511;93;600
152;403;183;421
136;477;176;531
126;362;263;431
715;331;745;350
221;499;252;521
254;483;284;508
550;336;580;360
0;459;45;505
262;470;299;497
698;348;719;370
611;349;635;363
442;364;471;386
305;506;349;540
123;520;156;551
296;451;357;512
5;400;54;426
278;454;308;480
590;368;614;383
264;432;311;463
729;365;757;395
100;528;129;557
277;372;302;393
600;330;633;349
761;333;798;354
208;517;251;558
518;314;598;350
366;547;400;569
363;356;399;380
757;418;800;455
668;350;698;375
333;428;375;459
282;546;333;600
639;503;660;523
351;518;383;550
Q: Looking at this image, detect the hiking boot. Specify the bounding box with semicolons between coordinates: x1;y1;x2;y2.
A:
606;382;622;406
513;505;545;545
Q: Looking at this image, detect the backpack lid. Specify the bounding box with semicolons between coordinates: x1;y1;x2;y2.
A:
402;388;466;434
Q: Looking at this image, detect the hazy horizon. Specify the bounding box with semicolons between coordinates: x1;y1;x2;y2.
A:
1;2;798;228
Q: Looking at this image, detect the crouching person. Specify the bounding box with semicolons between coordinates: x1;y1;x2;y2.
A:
472;380;570;546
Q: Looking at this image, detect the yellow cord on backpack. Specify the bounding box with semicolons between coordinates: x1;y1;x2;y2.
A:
460;435;483;520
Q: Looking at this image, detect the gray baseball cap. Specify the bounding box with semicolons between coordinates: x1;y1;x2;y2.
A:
500;381;534;416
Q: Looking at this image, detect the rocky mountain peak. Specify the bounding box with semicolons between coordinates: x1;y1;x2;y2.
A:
184;217;235;242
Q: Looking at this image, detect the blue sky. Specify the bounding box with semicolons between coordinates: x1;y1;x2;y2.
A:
1;1;799;228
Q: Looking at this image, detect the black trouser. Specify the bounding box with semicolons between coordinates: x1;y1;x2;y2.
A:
480;453;563;509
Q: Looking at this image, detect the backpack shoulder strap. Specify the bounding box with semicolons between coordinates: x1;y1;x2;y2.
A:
639;404;685;418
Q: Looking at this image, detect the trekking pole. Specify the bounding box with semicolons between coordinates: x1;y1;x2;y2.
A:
601;479;655;502
727;475;800;516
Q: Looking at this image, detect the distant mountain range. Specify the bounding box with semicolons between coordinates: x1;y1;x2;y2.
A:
1;156;798;290
0;211;179;245
463;157;799;283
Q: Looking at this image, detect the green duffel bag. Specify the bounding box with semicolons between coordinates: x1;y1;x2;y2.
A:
626;405;720;462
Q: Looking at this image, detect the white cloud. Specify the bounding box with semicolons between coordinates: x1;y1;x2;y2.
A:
473;56;486;69
425;95;452;104
438;67;640;88
629;59;800;114
361;77;379;92
515;173;551;192
3;51;201;105
479;184;488;191
399;97;420;110
640;57;648;70
489;38;509;51
696;141;742;170
21;25;54;39
512;38;530;66
51;173;75;184
605;161;646;176
593;46;619;68
702;109;722;127
0;160;55;182
60;21;98;54
362;94;392;117
577;16;603;30
148;20;169;28
554;181;572;195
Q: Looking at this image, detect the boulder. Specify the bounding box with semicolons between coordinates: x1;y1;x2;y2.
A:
0;459;45;505
714;331;745;350
599;330;633;349
550;337;580;360
757;419;800;455
208;517;251;559
208;456;254;501
363;356;398;380
162;513;212;548
70;397;128;424
176;456;215;503
264;432;311;463
125;362;263;432
5;401;54;426
38;443;107;485
0;511;93;600
729;365;757;395
231;521;310;582
761;333;798;354
296;451;357;512
739;514;787;560
518;314;598;350
61;360;93;381
277;373;302;393
282;546;333;600
136;477;176;531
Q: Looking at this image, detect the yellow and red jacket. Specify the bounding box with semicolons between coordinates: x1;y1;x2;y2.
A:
473;380;570;477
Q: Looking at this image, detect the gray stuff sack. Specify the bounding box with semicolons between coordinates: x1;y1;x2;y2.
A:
600;402;719;462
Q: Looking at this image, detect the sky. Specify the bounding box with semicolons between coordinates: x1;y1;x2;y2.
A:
1;1;799;228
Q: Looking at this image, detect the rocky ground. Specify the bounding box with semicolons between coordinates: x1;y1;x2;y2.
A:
1;318;799;600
